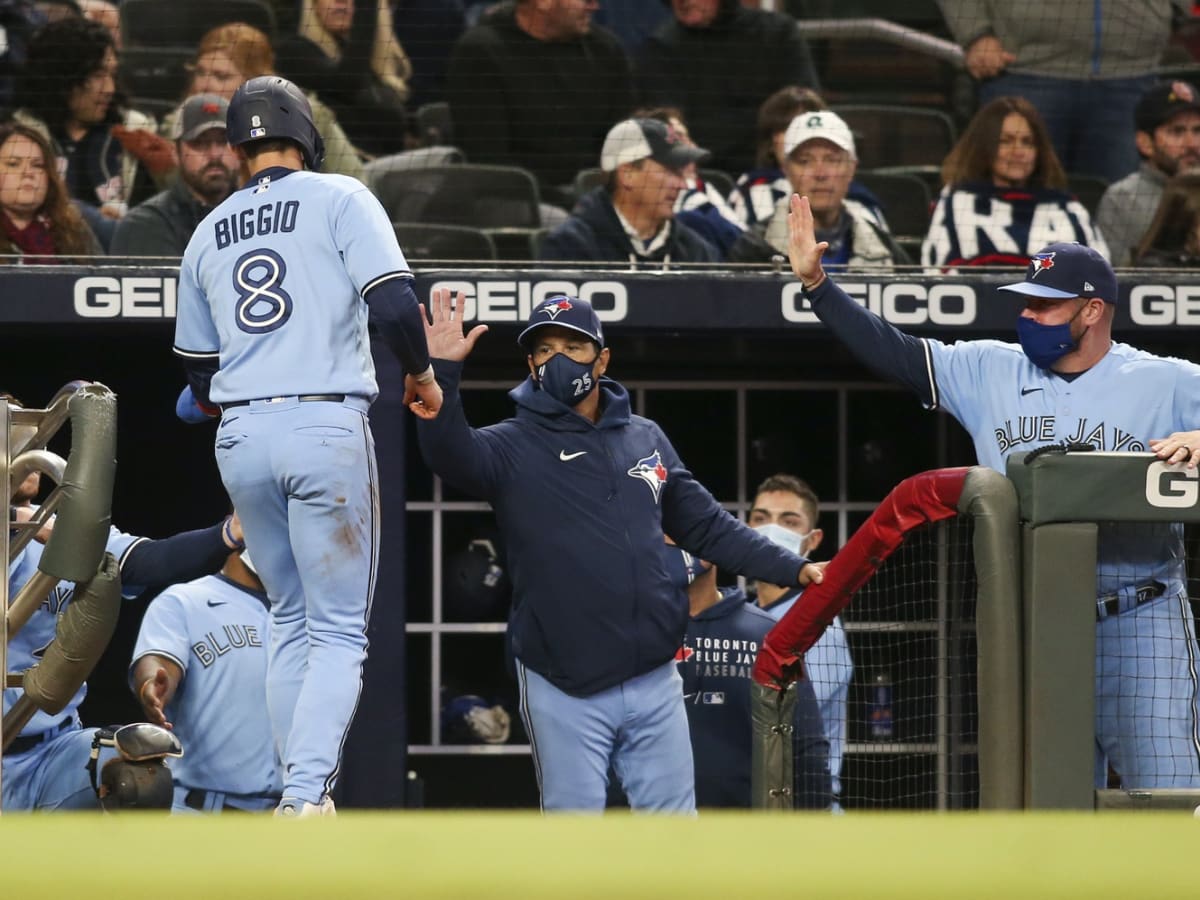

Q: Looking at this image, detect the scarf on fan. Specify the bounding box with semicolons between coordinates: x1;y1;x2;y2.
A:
1;211;57;262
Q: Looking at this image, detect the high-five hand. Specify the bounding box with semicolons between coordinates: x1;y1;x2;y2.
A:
425;287;489;362
786;194;829;289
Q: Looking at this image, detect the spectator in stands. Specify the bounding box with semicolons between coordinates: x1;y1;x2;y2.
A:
276;0;412;156
539;117;720;265
729;85;885;236
15;17;170;244
1097;81;1200;267
0;2;48;116
78;0;118;51
0;121;101;260
1132;172;1200;267
110;95;236;258
391;0;468;108
939;0;1175;182
762;111;907;269
167;23;364;181
922;96;1108;271
593;0;670;55
446;0;634;208
635;0;819;175
635;105;776;263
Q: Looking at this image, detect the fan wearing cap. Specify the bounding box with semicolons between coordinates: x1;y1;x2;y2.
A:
1097;80;1200;266
413;288;825;812
788;192;1200;790
762;111;906;269
539;117;721;264
110;95;238;258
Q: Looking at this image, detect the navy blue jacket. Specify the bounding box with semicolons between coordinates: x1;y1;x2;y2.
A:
415;361;808;696
539;187;720;265
680;587;830;808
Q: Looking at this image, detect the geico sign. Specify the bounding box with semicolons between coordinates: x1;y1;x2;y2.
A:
1145;460;1199;508
1129;286;1200;325
428;280;628;322
780;282;977;325
74;276;177;318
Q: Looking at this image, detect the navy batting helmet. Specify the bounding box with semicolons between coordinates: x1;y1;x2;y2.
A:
226;76;326;172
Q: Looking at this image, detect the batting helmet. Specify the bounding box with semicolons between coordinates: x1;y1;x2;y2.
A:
444;537;511;621
226;76;326;172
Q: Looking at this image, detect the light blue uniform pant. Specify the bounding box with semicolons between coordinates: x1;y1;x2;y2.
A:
517;659;695;813
1;723;109;811
806;616;853;806
1095;591;1200;789
216;396;377;806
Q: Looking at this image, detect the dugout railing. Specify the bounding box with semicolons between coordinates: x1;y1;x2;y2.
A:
1;384;119;812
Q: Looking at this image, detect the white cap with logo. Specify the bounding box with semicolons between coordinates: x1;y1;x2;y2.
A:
782;111;857;160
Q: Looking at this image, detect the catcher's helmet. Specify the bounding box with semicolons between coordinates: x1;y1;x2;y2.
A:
226;76;326;172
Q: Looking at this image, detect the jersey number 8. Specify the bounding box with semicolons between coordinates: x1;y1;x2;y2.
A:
233;248;294;335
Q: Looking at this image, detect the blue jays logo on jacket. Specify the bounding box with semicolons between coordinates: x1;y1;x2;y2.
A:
628;450;668;502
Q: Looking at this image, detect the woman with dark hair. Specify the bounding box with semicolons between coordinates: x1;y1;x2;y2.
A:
1134;171;1200;266
922;95;1108;269
14;17;169;230
0;121;102;261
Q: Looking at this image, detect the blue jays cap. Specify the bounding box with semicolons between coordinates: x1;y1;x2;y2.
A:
997;243;1118;304
517;295;605;350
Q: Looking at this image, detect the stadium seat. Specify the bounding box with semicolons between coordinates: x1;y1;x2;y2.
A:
486;227;548;261
374;164;542;229
119;46;193;105
363;147;466;192
415;102;454;147
870;164;943;196
855;171;933;239
392;223;497;263
573;167;605;198
698;168;735;198
120;0;276;48
834;104;957;170
1066;173;1110;218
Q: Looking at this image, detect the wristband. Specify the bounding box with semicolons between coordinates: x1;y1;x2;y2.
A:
414;364;436;385
802;271;827;292
221;516;244;550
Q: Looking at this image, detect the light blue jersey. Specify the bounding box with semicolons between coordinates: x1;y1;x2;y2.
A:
5;527;143;735
131;574;281;802
173;168;411;404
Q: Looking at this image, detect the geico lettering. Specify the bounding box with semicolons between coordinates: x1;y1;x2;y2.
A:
428;280;628;323
1145;461;1199;508
1129;285;1200;326
74;276;177;318
780;282;975;326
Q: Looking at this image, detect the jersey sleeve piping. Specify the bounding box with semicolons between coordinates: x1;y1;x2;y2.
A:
116;536;149;571
130;648;187;675
173;346;221;360
362;270;414;297
921;339;940;410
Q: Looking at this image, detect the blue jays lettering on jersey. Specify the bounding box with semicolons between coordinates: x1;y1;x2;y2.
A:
678;586;829;808
131;574;281;800
4;527;143;736
174;168;410;404
416;361;807;697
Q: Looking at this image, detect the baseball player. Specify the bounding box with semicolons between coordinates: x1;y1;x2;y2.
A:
130;547;281;813
786;193;1200;788
172;76;441;816
4;509;247;810
414;289;824;812
667;544;831;808
747;474;853;810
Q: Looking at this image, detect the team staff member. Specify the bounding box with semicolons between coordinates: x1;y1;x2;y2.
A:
131;547;281;814
415;290;824;812
173;76;441;817
668;544;830;809
786;192;1200;789
4;507;246;811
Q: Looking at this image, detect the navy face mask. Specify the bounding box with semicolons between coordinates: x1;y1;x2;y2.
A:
1016;302;1088;370
535;353;597;407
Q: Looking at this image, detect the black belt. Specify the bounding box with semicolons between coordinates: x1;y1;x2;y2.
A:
222;393;345;411
3;716;73;756
183;788;277;812
1097;581;1166;621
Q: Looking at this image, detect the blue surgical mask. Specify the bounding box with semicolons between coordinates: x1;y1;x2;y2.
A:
1016;302;1089;370
535;353;597;407
753;523;811;557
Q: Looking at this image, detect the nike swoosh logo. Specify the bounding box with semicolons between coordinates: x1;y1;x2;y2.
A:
206;600;226;607
559;450;587;461
1021;387;1043;396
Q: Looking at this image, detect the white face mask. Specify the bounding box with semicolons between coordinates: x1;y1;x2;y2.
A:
753;523;812;557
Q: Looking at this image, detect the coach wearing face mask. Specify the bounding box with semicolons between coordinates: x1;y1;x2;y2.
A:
787;191;1200;792
414;288;825;814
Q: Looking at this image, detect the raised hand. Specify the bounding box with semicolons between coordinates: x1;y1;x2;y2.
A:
424;287;489;362
786;194;829;288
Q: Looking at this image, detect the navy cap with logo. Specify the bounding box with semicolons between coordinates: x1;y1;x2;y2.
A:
997;242;1118;304
517;295;604;349
1135;80;1200;134
600;118;711;173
